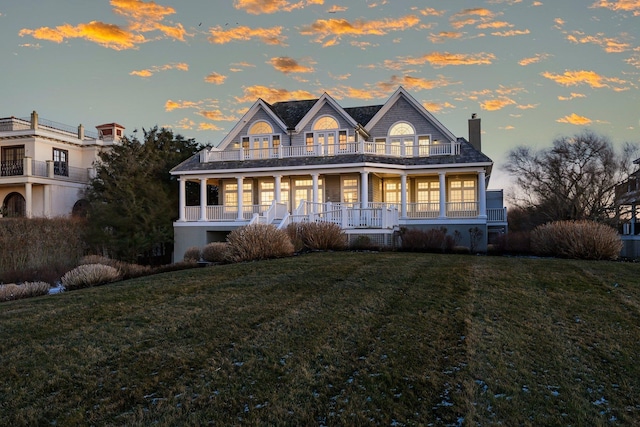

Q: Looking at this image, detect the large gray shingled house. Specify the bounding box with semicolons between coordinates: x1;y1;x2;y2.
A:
170;87;507;261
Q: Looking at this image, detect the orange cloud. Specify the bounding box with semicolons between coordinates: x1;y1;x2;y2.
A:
557;113;592;125
327;5;347;12
198;122;223;131
130;62;188;77
541;69;628;89
418;7;446;16
406;52;496;68
566;32;631;53
198;110;237;121
235;86;316;103
558;92;587;101
477;21;513;29
204;72;227;84
165;100;200;111
480;97;516;111
19;21;146;50
19;0;187;50
518;53;551;66
590;0;640;15
422;101;455;112
491;29;530;36
386;75;455;91
269;57;315;74
234;0;324;14
299;15;420;46
450;8;496;29
111;0;187;40
429;32;464;43
208;25;286;45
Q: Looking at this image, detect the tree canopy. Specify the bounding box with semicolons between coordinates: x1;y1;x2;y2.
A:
504;130;638;228
85;127;203;263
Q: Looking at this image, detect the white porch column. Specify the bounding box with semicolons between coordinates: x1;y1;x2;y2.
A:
400;174;407;219
312;173;319;213
43;185;51;218
478;171;487;219
236;176;244;220
25;183;33;218
178;177;186;221
275;175;282;203
439;172;446;218
199;178;207;221
360;171;369;208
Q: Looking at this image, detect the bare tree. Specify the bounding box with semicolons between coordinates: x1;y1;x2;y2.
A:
504;130;638;227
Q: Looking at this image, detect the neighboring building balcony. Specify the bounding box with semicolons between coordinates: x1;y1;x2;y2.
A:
179;200;506;229
0;157;90;183
615;175;640;205
0;116;99;140
201;140;461;163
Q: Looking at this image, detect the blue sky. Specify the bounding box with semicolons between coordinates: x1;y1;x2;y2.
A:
2;0;639;191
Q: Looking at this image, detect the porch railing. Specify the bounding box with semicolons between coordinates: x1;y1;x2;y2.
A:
0;159;89;182
487;207;507;223
203;140;461;163
181;200;500;224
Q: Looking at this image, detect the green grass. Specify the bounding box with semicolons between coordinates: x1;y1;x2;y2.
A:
1;252;639;426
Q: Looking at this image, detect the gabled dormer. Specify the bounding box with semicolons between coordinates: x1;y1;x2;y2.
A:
216;99;289;152
366;86;457;143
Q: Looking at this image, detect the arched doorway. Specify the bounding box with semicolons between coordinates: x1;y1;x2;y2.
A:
3;192;26;217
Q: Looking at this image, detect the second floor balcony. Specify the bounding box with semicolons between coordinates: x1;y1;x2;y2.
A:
201;140;461;163
0;157;90;183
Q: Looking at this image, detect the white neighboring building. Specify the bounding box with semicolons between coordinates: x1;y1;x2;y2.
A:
0;111;124;218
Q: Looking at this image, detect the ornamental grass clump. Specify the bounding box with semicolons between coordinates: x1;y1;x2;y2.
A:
61;264;121;291
226;224;294;262
531;220;622;260
202;242;231;263
79;255;152;279
286;222;347;252
183;246;202;262
0;282;50;302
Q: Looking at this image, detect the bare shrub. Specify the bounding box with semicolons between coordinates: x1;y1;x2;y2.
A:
0;217;86;283
0;282;51;302
531;220;622;260
400;228;455;253
183;246;202;262
226;224;294;262
287;222;347;252
202;242;230;263
61;264;121;291
350;235;379;251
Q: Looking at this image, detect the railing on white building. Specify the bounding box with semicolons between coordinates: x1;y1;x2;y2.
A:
202;140;461;163
487;207;507;223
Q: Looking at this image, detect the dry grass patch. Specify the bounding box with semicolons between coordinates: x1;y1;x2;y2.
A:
226;223;294;262
61;264;121;290
532;220;622;260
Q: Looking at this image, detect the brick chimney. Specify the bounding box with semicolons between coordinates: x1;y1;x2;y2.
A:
468;113;481;152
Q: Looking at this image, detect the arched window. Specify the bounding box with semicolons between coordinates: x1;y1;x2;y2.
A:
3;192;25;217
72;199;89;218
248;121;273;135
313;116;339;130
389;121;415;136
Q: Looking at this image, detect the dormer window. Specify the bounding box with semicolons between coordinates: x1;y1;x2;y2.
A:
306;115;351;155
241;121;281;159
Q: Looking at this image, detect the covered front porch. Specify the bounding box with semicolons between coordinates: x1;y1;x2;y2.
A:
176;168;506;230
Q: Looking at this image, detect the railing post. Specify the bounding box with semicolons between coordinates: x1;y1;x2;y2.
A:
23;157;32;177
46;160;54;178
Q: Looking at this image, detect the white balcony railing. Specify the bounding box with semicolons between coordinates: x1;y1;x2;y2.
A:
202;140;461;163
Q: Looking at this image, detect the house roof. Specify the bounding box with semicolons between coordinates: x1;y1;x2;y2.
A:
267;99;317;129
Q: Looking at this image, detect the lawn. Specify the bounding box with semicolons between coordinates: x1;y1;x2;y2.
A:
1;252;639;426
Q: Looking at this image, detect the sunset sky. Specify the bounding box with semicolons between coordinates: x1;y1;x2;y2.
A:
2;0;639;190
